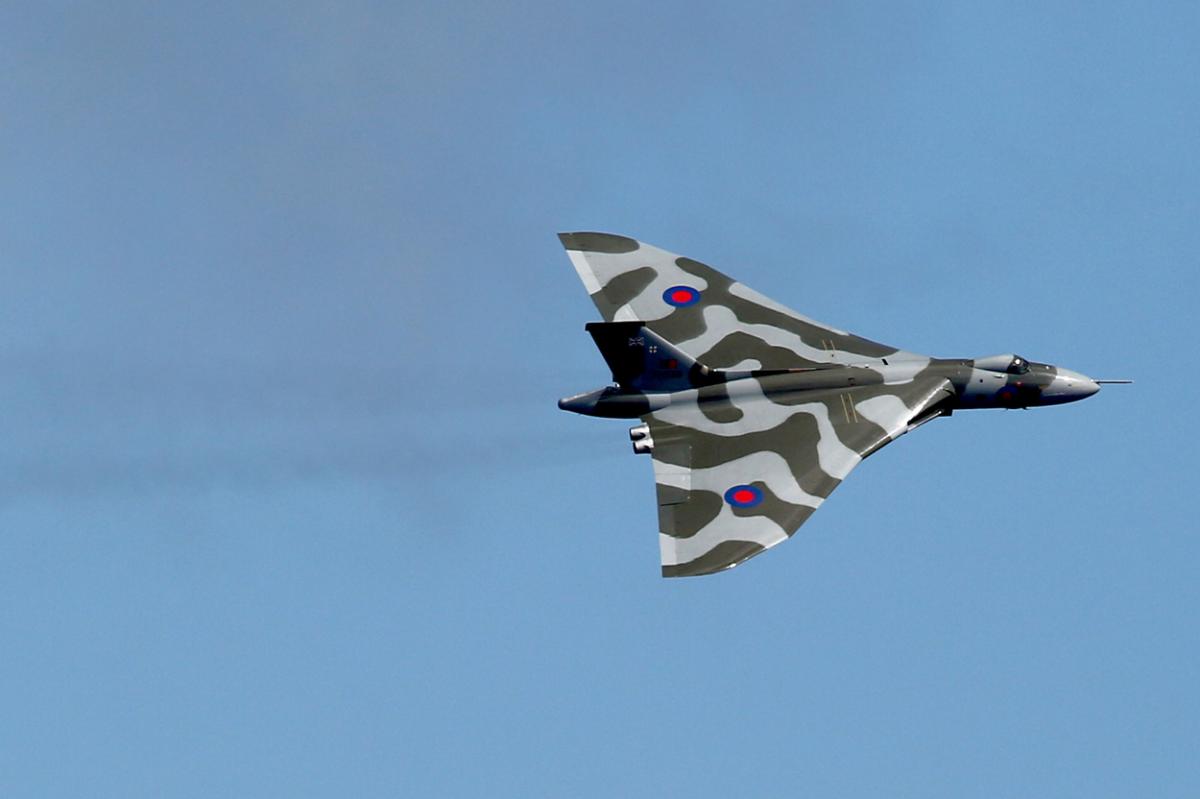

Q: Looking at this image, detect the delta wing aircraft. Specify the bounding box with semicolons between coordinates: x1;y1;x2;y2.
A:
557;232;1127;578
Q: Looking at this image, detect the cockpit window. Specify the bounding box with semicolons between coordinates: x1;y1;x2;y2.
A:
974;353;1035;374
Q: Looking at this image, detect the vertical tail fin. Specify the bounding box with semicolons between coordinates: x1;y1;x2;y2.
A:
585;321;716;392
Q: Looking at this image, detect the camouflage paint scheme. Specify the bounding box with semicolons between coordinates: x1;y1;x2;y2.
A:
557;232;1102;578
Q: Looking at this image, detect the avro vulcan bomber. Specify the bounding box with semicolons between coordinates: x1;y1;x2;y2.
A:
557;232;1127;578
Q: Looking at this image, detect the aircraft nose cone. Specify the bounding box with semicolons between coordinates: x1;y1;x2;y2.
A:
1062;369;1100;397
1046;368;1100;403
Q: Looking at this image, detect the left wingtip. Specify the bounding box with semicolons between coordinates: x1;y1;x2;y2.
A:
557;232;640;254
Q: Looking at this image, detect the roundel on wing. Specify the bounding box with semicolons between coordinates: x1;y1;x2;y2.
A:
724;484;764;508
663;285;701;307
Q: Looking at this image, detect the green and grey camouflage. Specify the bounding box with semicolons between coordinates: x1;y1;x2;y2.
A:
557;232;1120;578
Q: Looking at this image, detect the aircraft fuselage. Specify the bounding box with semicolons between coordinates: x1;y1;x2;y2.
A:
559;355;1100;419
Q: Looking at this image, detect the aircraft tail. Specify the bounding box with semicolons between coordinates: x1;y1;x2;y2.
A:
585;321;718;392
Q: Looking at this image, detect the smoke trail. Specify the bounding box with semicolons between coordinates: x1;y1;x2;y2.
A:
0;351;627;502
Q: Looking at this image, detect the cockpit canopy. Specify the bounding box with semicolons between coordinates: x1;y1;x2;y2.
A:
974;353;1031;375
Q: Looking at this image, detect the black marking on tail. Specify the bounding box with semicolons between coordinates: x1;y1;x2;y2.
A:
585;321;720;392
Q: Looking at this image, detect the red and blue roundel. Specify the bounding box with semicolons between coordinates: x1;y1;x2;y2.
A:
724;484;764;508
663;285;702;307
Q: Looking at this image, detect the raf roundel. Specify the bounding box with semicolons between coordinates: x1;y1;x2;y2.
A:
724;484;764;508
662;285;702;308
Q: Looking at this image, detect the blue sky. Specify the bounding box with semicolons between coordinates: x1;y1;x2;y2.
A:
1;2;1197;796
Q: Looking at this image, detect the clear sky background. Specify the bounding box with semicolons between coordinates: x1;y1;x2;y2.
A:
2;2;1196;796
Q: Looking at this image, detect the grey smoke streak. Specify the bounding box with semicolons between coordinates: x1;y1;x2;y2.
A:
0;349;616;502
0;425;615;503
